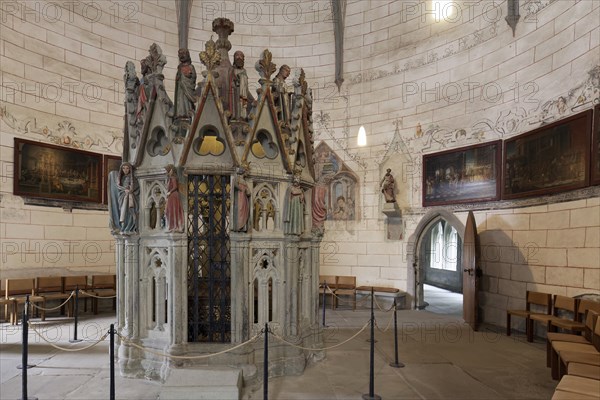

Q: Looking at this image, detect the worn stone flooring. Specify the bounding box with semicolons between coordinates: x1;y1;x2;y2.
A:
0;305;558;400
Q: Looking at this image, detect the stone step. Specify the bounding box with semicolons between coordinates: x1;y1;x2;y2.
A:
159;367;242;400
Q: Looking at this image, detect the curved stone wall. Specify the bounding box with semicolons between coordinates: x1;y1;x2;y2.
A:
1;0;598;329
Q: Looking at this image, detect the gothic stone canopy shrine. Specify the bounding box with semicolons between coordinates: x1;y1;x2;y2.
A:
109;18;323;380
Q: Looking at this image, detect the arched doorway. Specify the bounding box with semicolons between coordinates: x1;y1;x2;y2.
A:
407;210;465;315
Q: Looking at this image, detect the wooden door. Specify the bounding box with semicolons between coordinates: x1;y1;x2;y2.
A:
462;211;479;331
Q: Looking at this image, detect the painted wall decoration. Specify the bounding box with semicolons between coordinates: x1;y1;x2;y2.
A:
503;109;593;199
313;142;359;221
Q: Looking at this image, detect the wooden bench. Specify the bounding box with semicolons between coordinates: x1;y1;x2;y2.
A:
90;275;117;314
356;286;406;309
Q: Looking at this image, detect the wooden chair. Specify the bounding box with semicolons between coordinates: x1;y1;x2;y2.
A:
318;275;337;310
5;278;45;325
529;295;578;342
90;275;116;314
0;280;16;323
506;291;552;339
35;277;72;321
333;276;356;310
63;276;89;316
547;311;597;367
550;299;600;336
552;315;600;380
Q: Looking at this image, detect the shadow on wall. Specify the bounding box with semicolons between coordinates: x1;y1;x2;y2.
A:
478;229;535;333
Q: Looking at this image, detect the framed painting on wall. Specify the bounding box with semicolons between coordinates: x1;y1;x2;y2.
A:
103;155;122;204
14;138;103;203
422;140;501;207
502;109;593;200
592;104;600;186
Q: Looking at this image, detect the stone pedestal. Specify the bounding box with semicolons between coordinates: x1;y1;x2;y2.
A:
382;203;402;240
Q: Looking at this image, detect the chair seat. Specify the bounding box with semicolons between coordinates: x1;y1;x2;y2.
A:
552;389;600;400
568;363;600;380
551;317;586;332
555;375;600;398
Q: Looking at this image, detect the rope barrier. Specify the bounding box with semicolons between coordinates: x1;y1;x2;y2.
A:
79;290;117;299
28;321;109;352
323;285;372;306
116;332;261;360
270;319;371;351
374;310;394;333
373;295;396;313
29;292;75;311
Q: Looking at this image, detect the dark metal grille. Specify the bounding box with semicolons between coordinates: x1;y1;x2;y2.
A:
187;175;231;342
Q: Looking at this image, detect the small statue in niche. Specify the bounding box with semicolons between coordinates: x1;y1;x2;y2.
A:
283;177;305;235
380;168;396;203
232;166;251;232
164;164;184;232
172;48;197;121
108;162;139;234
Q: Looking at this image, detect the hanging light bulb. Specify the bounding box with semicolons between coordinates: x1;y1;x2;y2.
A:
357;125;367;146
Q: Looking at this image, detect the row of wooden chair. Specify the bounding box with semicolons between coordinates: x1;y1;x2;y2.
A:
318;275;357;310
549;311;600;399
506;291;600;342
0;275;116;325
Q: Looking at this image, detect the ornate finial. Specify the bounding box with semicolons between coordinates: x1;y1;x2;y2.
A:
199;36;221;77
256;49;276;82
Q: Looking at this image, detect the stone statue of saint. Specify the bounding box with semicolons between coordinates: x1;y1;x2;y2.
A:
108;162;139;234
146;43;167;75
231;50;254;120
273;64;291;127
135;58;150;130
232;167;251;232
164;164;184;232
380;168;396;203
172;49;197;120
284;177;305;235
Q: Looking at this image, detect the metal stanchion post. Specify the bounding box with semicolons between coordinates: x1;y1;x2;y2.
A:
322;281;327;327
389;298;404;368
70;286;82;343
362;288;381;400
20;296;38;400
264;323;268;400
110;324;115;400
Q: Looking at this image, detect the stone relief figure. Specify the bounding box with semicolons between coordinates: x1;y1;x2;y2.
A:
124;61;140;145
233;167;251;232
273;64;291;127
164;164;184;232
172;49;197;120
380;168;396;203
284;177;305;235
108;162;139;234
231;50;255;121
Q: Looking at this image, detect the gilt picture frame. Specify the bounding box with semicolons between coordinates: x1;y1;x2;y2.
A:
422;140;501;207
591;104;600;186
502;109;592;200
14;138;102;203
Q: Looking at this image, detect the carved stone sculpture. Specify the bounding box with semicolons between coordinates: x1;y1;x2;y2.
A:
172;49;197;120
164;164;184;232
273;65;291;128
232;167;251;232
108;162;139;234
284;177;305;235
381;168;396;203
